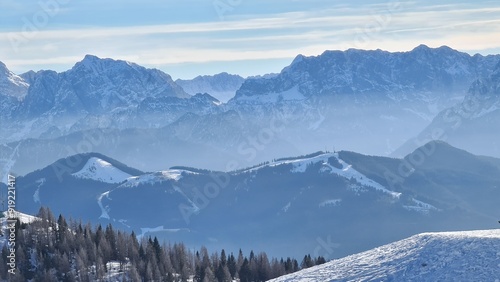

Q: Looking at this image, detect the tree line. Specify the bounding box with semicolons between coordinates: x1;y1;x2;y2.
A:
0;207;327;281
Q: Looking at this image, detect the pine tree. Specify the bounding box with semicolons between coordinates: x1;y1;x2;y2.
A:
104;224;117;260
270;258;285;278
292;259;299;272
203;266;215;282
4;206;315;281
128;265;141;282
128;231;141;264
75;252;88;282
256;252;271;281
227;253;237;279
300;254;314;269
145;261;154;281
115;231;128;270
238;258;251;282
96;257;105;279
166;272;175;282
315;256;327;265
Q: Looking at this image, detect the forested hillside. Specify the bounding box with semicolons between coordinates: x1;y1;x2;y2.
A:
0;208;325;281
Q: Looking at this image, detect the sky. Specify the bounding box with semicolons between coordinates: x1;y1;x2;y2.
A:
0;0;500;79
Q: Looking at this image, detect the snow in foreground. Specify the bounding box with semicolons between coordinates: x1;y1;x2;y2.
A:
269;229;500;282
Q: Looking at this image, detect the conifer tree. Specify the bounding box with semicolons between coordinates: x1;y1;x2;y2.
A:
227;253;237;278
239;258;252;282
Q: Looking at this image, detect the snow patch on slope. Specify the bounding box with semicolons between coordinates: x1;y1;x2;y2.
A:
33;178;45;204
404;198;439;214
246;153;401;198
472;103;499;118
120;169;188;187
72;157;132;183
237;86;306;103
137;226;187;240
269;229;500;282
97;191;111;219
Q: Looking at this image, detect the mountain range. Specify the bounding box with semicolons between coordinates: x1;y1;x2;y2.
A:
2;45;500;177
396;60;500;157
175;72;245;103
8;141;500;259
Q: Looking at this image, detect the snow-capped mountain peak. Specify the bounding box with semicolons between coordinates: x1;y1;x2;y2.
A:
72;157;133;183
76;54;141;75
233;45;495;102
67;54;190;101
0;61;29;99
80;54;101;68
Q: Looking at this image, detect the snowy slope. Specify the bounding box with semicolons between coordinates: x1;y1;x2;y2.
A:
119;169;189;187
72;157;133;183
0;61;29;99
243;152;401;198
1;211;38;224
0;212;39;246
269;229;500;282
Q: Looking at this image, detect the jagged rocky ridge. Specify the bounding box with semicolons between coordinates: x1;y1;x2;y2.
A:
2;45;500;176
396;61;500;157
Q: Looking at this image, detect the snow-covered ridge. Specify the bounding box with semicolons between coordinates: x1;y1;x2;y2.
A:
0;61;29;98
72;157;132;184
269;229;500;282
403;198;439;214
119;169;195;188
98;169;197;221
242;152;401;198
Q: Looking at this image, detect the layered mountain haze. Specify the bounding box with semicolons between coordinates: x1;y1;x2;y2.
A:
10;142;500;259
175;72;245;103
229;45;500;156
6;55;192;140
2;0;500;278
234;45;493;100
398;62;500;158
2;45;500;177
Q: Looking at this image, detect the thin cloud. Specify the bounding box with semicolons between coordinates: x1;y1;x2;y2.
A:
1;3;500;77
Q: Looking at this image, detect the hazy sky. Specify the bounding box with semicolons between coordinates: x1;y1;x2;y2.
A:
1;0;499;79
